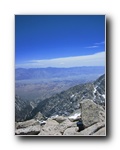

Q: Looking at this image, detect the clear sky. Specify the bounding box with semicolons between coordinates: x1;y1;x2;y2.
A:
15;15;105;68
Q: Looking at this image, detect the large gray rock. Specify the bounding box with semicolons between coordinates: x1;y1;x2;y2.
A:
38;118;61;135
77;122;105;135
44;118;59;126
57;119;77;134
63;127;78;135
93;127;106;135
15;119;39;129
39;128;62;135
52;116;67;123
15;125;41;135
80;99;105;128
39;118;77;135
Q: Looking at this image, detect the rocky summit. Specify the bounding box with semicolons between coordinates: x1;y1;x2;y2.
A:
15;99;105;136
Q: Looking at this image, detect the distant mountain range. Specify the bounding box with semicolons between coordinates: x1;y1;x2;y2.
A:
15;66;105;101
15;74;105;122
15;66;104;80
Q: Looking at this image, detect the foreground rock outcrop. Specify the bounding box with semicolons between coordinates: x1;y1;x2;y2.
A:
80;99;105;128
76;122;105;135
15;99;105;136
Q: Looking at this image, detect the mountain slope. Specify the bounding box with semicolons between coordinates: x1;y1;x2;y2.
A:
29;74;105;118
15;96;33;122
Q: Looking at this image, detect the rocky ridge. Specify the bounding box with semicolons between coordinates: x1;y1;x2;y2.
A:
15;99;105;136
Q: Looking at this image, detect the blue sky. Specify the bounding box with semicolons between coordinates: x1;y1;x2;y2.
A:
15;15;105;68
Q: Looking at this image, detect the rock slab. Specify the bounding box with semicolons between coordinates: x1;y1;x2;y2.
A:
80;99;105;128
76;122;105;135
15;125;41;135
15;119;39;129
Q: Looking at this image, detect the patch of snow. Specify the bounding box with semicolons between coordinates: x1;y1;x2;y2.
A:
93;86;98;94
93;86;97;100
102;94;105;98
37;120;46;125
51;115;59;119
68;113;80;119
70;94;74;98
